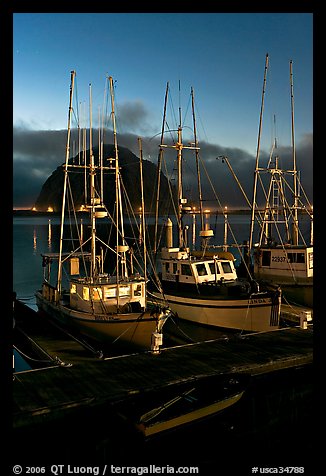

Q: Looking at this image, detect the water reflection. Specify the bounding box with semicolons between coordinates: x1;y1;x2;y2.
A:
33;228;37;254
48;219;52;249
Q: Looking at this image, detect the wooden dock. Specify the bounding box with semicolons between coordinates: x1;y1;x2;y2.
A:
13;299;313;432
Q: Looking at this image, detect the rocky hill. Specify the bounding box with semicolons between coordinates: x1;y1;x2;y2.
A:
35;144;174;214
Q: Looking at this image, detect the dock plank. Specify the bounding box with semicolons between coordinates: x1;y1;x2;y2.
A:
13;324;313;430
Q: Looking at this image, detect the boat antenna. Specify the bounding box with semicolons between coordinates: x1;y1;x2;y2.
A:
249;53;269;252
57;70;76;295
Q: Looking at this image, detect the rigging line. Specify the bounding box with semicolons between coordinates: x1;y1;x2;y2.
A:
168;86;178;131
259;169;307;246
198;153;254;279
65;179;92;279
279;173;312;218
140;388;196;423
238;300;253;337
119;177;142;233
181;91;192;128
72;75;80;126
147;289;169;308
166;314;196;343
194;101;209;144
13;345;54;364
278;178;307;245
66;177;83;242
161;152;181;227
49;313;104;357
110;315;146;345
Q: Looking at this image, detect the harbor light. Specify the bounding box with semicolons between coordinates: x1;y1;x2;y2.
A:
47;206;54;213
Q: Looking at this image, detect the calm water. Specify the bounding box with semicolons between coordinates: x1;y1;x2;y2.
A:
12;214;314;472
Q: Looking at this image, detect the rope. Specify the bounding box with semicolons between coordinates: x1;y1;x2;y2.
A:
13;345;54;364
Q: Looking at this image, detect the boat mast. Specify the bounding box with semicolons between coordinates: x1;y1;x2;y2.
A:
138;137;147;282
191;87;204;233
176;124;183;249
109;76;128;285
159;85;201;250
89;83;97;281
57;70;76;295
249;53;269;252
154;82;169;255
290;60;299;245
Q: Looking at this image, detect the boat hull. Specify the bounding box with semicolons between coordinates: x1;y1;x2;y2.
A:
114;373;248;438
137;390;245;437
259;280;313;308
35;291;167;351
152;291;280;332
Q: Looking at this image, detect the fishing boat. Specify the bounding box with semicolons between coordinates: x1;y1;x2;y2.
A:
248;57;313;308
114;373;248;438
35;71;170;353
149;83;281;333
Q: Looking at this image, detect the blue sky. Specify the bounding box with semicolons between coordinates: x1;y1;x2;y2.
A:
13;12;313;208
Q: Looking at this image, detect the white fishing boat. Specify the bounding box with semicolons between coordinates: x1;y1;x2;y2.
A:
248;57;313;308
35;71;170;352
149;83;281;333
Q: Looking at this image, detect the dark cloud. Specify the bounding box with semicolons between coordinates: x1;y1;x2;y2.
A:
192;135;313;210
116;101;156;135
13;125;313;210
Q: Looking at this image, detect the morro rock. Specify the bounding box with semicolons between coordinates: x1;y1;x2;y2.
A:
35;144;173;214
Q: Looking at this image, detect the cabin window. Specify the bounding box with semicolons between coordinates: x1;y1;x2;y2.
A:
83;286;90;301
195;263;208;276
209;262;220;275
119;285;131;297
105;288;116;298
221;262;233;274
173;263;178;274
287;252;305;264
262;251;271;266
181;264;192;276
92;287;103;300
308;252;313;269
70;257;79;275
70;283;77;294
133;284;142;296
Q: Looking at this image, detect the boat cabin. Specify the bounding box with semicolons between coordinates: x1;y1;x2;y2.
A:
253;245;313;282
40;252;147;313
69;277;147;313
160;247;237;285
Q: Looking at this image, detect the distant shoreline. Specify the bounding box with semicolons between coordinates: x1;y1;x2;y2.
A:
12;208;309;217
13;208;253;216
